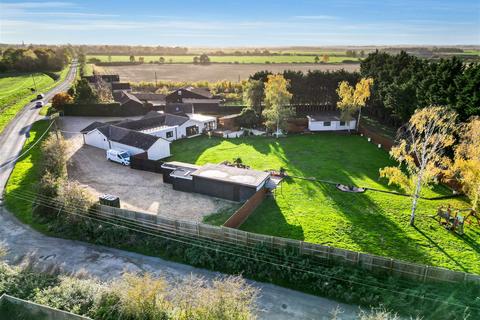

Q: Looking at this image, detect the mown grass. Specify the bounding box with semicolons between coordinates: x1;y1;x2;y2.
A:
87;54;360;64
4;120;52;233
0;67;70;134
170;134;479;273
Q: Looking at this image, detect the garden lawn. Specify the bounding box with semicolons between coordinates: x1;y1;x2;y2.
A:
0;67;69;134
170;134;480;274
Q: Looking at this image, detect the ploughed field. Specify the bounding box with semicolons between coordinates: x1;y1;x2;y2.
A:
97;63;360;82
169;134;479;273
87;54;361;64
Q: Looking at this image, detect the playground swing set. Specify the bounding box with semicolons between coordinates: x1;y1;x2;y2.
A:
432;205;479;235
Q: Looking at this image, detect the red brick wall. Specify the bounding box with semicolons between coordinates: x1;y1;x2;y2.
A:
223;188;267;228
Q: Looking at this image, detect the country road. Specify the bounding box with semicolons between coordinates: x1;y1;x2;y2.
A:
0;60;78;197
0;61;358;319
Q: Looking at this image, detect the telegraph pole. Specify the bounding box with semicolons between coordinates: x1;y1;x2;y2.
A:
155;71;158;87
31;74;38;92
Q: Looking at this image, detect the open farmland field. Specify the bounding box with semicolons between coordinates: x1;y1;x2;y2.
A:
99;63;360;82
87;54;361;64
169;134;479;274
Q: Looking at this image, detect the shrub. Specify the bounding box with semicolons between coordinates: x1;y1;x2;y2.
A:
41;133;68;178
52;92;73;109
55;180;95;224
34;276;105;317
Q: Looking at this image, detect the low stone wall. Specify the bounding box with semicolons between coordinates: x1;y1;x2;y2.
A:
223;188;267;228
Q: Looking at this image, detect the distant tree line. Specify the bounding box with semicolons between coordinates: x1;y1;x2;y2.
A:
0;47;71;72
76;44;188;55
361;50;480;125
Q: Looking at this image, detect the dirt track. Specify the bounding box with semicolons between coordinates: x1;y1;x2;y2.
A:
101;63;360;82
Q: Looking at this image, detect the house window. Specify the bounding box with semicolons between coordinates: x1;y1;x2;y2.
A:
339;121;346;126
166;131;173;138
323;121;331;126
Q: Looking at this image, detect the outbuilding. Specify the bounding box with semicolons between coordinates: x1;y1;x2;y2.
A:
307;111;356;131
161;162;271;202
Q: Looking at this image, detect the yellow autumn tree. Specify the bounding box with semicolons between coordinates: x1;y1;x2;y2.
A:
262;74;293;136
336;77;373;131
379;106;457;226
321;54;329;63
451;117;480;212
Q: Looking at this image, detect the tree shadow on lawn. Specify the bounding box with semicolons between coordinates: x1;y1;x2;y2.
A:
314;181;433;264
240;193;305;241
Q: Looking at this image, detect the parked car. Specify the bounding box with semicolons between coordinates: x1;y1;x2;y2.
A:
35;101;44;108
106;149;130;166
36;93;44;100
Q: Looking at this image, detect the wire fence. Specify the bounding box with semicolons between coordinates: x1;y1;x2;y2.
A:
96;204;480;285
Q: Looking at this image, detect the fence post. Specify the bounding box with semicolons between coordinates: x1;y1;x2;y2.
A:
423;266;429;282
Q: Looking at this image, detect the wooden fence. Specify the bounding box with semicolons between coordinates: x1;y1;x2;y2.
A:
223;189;267;228
95;204;480;285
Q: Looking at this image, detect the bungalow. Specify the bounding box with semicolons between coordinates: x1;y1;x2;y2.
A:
81;124;171;160
132;93;166;109
166;86;213;103
115;91;144;109
307;111;356;131
124;111;217;141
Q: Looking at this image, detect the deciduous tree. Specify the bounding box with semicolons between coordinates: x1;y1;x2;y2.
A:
262;74;293;135
451;117;480;211
52;92;73;109
73;79;98;104
242;79;264;115
336;77;373;131
321;54;329;63
379;106;457;226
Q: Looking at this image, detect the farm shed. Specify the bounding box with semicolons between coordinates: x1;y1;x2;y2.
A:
307;111;356;131
81;124;171;160
162;162;271;202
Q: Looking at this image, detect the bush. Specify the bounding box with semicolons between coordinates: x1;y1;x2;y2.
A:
34;276;105;317
52;92;73;109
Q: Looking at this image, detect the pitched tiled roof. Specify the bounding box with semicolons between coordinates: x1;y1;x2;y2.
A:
111;82;132;91
116;113;189;131
183;86;213;98
98;125;163;150
116;91;143;105
132;93;166;101
80;120;122;133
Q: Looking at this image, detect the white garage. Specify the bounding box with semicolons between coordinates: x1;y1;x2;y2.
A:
81;123;171;160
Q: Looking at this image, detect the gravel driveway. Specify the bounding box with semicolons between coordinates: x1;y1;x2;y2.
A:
59;116;235;222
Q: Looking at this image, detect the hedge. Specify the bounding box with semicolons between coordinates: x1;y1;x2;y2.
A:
58;103;151;117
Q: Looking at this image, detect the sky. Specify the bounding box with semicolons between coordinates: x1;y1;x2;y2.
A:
0;0;479;47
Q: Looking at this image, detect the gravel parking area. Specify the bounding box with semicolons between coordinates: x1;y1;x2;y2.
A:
60;116;235;222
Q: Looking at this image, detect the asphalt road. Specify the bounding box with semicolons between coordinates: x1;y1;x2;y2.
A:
0;60;78;198
0;61;358;319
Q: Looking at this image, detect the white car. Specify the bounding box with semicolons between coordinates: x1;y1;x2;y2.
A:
106;149;130;166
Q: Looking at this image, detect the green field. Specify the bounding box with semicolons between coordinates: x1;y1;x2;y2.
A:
87;54;360;64
170;134;479;273
0;68;69;134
